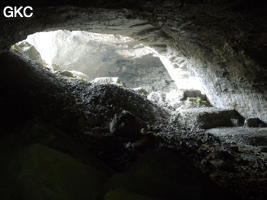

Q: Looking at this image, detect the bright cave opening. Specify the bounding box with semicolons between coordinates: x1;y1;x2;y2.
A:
11;30;210;110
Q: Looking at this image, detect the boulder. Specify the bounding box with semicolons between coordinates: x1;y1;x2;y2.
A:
147;91;166;105
91;77;125;86
74;84;168;132
244;118;267;128
207;127;267;146
178;107;244;129
57;70;88;80
70;70;88;80
58;70;74;77
132;87;149;96
11;41;45;65
180;89;208;101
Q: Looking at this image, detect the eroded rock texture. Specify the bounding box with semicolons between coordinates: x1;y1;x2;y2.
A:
0;0;267;122
0;1;267;200
21;30;176;93
2;50;267;200
0;51;167;134
0;51;235;200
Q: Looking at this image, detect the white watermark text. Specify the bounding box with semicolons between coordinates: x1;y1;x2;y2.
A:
3;6;33;18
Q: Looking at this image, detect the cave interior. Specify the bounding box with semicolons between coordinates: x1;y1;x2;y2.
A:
1;0;267;200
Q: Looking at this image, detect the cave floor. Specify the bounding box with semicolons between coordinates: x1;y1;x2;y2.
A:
1;52;267;200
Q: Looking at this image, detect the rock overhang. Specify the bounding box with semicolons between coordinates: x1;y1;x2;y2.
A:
0;0;267;122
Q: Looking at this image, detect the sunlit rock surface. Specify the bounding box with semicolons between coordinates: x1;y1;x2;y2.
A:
91;77;125;86
147;89;211;111
12;41;45;65
19;30;176;93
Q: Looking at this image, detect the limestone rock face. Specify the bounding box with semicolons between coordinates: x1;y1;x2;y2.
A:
11;41;45;65
1;2;266;122
1;43;267;200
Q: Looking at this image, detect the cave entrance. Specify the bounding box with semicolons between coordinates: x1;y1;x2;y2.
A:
11;30;210;110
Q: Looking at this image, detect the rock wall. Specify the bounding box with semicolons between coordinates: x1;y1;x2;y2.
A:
153;5;267;121
0;1;266;121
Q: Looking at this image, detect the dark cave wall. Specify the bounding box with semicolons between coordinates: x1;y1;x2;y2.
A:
3;0;267;8
0;0;267;121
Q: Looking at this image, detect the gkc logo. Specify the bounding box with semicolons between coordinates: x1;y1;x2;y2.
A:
3;6;33;18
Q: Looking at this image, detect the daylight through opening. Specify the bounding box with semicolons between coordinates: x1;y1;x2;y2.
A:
11;30;210;110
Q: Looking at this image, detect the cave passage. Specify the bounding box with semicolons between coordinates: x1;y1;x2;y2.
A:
12;30;210;110
1;1;267;200
15;30;177;92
